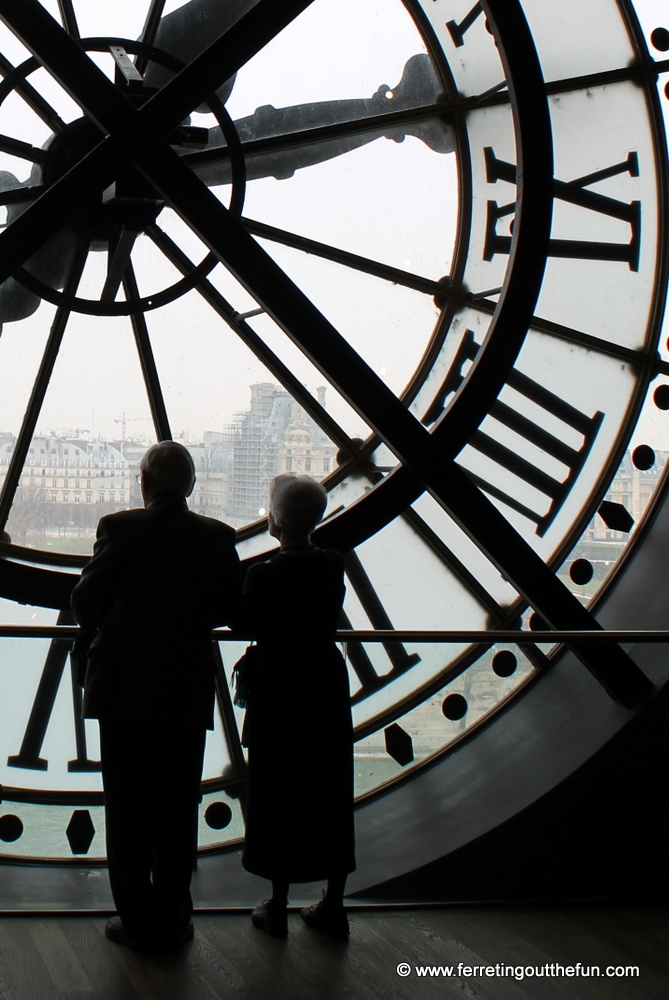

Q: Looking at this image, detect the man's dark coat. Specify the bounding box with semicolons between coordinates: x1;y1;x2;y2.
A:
70;493;240;951
71;494;239;727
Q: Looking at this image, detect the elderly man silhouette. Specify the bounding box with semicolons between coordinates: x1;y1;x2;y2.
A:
71;440;240;954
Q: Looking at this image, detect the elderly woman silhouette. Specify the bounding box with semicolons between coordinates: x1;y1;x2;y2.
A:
238;474;355;939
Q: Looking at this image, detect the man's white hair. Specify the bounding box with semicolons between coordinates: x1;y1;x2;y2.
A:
270;474;327;534
140;441;195;497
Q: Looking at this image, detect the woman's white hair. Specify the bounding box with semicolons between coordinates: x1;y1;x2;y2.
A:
270;474;327;534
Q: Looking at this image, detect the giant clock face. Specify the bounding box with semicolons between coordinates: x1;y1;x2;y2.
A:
0;0;667;861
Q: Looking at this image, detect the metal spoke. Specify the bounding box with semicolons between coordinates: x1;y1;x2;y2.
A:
403;506;503;618
472;60;669;113
122;262;173;442
547;59;669;97
0;134;46;162
149;223;354;454
0;184;47;215
135;0;167;75
0;239;89;532
346;451;505;622
0;183;46;211
6;609;77;772
101;228;138;302
211;641;248;815
471;295;668;373
0;52;67;133
241;216;445;298
56;0;79;38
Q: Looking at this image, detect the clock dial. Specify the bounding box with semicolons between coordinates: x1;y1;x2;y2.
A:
0;0;667;860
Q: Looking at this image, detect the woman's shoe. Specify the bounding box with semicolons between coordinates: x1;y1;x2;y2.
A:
251;899;288;938
105;916;130;947
300;900;350;939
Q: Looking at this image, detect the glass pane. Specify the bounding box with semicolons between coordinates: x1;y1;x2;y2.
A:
232;457;381;557
460;101;517;300
230;0;434;112
23;64;82;125
237;138;456;283
0;789;243;860
633;372;669;458
244;312;373;441
201;707;234;782
0;308;55;461
0;87;52;170
454;330;640;560
354;642;535;797
253;241;441;399
344;512;500;729
0;0;666;866
70;0;147;42
410;492;520;610
348;509;491;630
0;801;106;861
563;442;669;599
143;292;344;526
523;0;634;82
409;308;494;425
0;635;101;794
149;210;216;288
198;789;244;850
234;530;279;561
537;83;660;350
0;19;30;67
418;1;506;99
0;627;243;858
3;313;153;554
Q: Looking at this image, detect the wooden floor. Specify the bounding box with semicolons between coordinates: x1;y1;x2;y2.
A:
0;904;666;1000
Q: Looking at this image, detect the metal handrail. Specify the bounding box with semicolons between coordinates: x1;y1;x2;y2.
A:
0;625;667;642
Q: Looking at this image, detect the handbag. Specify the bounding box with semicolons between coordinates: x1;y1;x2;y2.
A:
231;643;258;709
71;630;97;687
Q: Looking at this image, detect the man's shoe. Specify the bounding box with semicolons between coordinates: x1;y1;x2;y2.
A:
105;917;131;947
180;922;196;944
105;916;194;954
300;900;350;939
251;899;288;938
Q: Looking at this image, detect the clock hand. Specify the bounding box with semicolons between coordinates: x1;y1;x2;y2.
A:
144;0;455;174
186;54;455;187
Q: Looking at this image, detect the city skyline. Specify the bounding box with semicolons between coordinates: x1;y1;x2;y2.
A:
1;380;339;548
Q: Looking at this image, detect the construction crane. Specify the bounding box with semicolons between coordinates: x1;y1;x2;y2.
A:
113;413;152;442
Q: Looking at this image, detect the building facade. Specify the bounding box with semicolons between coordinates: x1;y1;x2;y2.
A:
0;383;338;547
